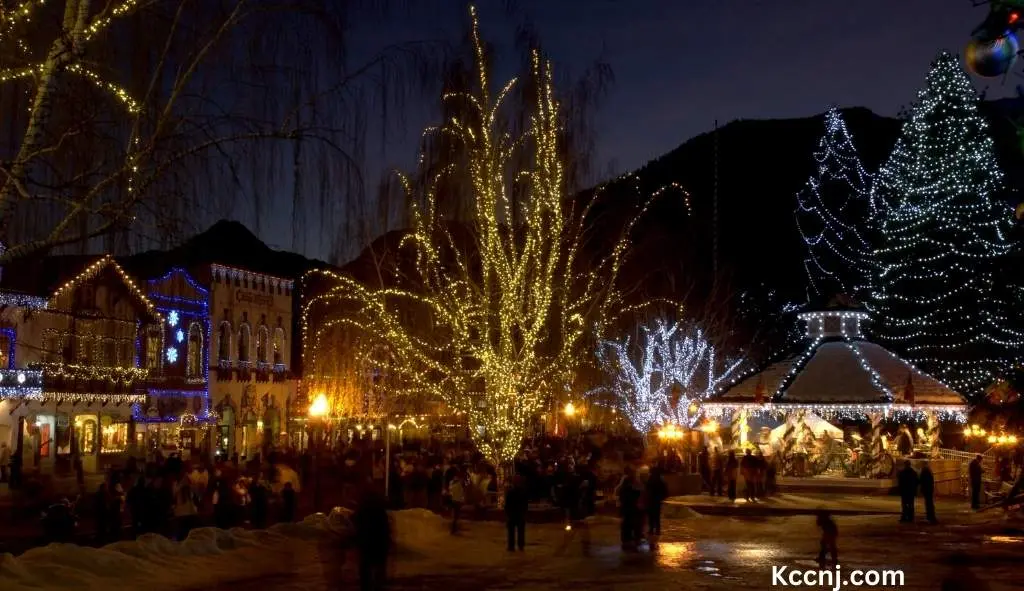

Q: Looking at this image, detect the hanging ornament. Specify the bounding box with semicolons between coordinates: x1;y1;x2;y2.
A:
965;32;1019;78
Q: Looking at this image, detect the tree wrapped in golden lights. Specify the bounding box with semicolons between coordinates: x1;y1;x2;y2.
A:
304;7;642;469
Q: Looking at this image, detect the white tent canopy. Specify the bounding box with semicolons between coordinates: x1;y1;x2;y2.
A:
768;412;843;443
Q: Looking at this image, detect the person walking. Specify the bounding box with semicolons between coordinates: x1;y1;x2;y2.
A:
711;449;723;496
920;461;937;523
815;511;839;566
504;474;528;552
697;446;711;494
898;460;919;523
725;451;739;502
615;466;640;550
280;481;297;523
968;454;984;510
173;479;198;541
645;467;668;537
448;468;466;534
353;485;391;591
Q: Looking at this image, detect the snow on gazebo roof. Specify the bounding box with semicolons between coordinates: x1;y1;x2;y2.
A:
703;308;967;422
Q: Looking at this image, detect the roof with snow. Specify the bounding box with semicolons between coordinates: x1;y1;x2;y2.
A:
705;309;967;417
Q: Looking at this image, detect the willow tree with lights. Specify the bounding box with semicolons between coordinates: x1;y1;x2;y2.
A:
305;7;642;470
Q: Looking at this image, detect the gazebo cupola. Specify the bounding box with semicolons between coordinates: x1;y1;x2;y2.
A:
798;309;869;341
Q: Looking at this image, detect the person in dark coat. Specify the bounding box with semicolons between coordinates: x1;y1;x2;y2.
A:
280;481;297;523
725;451;739;502
920;461;937;523
645;467;669;536
898;461;919;523
711;449;723;496
740;449;755;501
815;511;838;566
353;486;392;591
968;455;983;510
615;466;640;549
93;482;109;544
697;446;711;494
504;474;529;551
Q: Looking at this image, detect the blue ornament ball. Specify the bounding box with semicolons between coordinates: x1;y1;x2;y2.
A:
965;33;1020;78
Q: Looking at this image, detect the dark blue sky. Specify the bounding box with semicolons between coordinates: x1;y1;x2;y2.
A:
359;0;995;176
245;0;1007;260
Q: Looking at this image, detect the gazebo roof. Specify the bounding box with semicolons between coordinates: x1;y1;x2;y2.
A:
704;310;967;421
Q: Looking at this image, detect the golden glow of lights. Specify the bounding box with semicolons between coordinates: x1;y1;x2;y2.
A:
563;402;576;418
988;435;998;444
308;393;329;418
301;5;643;466
963;426;972;437
700;420;719;433
654;541;695;569
658;424;684;440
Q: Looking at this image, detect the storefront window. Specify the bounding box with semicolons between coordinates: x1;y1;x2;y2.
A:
55;414;71;456
100;416;128;453
75;415;97;455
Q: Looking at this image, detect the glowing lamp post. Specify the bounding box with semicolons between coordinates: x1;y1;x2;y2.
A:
563;402;576;438
308;393;328;512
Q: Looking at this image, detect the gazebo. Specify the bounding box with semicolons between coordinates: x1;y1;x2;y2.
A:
704;303;966;471
703;307;968;425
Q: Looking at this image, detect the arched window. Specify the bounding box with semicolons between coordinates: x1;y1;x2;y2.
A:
120;340;134;368
256;326;269;364
102;338;116;366
273;328;285;366
217;322;231;362
238;324;251;363
187;322;203;377
145;326;161;370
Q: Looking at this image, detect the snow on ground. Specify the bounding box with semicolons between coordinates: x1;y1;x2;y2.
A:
0;508;353;591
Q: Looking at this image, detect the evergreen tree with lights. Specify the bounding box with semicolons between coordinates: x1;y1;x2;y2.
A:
872;52;1022;395
795;107;875;302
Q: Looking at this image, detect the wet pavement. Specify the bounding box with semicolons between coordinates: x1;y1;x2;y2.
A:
201;511;1023;590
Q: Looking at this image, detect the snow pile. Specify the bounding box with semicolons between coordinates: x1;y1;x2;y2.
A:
392;508;450;553
0;512;346;591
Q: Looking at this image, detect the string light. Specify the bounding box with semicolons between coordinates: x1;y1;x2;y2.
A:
795;107;875;301
49;256;162;322
708;310;968;423
36;362;147;385
594;319;743;434
0;291;48;309
871;52;1021;394
302;6;648;466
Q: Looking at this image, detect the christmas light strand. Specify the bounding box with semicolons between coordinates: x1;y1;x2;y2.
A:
302;6;648;466
871;52;1021;394
795;107;875;301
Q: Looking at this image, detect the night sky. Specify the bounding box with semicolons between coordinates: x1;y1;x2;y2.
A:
254;1;1006;259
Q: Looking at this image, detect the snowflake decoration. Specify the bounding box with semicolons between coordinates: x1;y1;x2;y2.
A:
166;347;178;363
168;310;179;327
176;329;185;343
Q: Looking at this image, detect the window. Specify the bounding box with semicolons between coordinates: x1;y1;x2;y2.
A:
121;340;135;367
77;334;92;363
145;327;161;370
273;327;285;365
75;415;97;455
102;339;116;366
187;322;204;377
0;330;11;369
238;324;251;362
256;325;269;363
218;321;231;361
100;416;128;453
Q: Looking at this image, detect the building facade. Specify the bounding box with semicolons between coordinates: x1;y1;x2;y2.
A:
208;264;296;460
0;256;160;474
137;267;214;461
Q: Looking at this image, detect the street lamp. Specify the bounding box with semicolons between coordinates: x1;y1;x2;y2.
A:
308;393;328;512
563;402;576;418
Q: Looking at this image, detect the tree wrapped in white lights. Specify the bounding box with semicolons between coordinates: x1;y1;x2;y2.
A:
595;319;743;436
304;7;640;469
795;107;875;302
872;52;1021;394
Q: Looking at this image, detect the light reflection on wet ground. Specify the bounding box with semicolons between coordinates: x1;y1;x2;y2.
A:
209;514;1022;590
